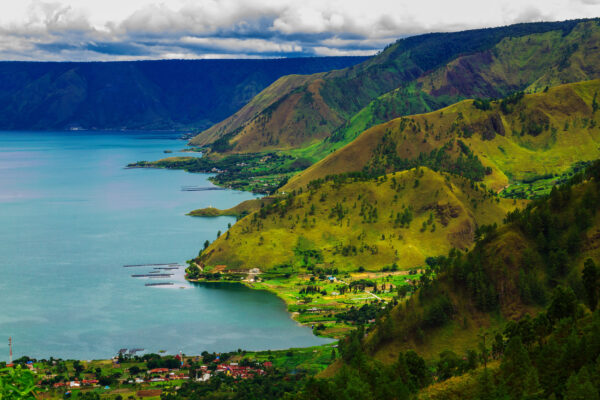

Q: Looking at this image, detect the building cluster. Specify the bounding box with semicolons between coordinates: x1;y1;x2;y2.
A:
46;360;274;390
210;361;272;380
52;379;99;388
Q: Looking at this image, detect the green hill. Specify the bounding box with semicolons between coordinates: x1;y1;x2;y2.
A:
170;162;600;400
196;168;523;273
299;161;600;400
190;19;600;162
284;79;600;194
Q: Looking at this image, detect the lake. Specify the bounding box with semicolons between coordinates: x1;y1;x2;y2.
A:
0;131;329;361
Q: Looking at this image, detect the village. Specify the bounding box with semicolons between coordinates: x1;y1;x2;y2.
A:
46;359;273;390
2;344;337;399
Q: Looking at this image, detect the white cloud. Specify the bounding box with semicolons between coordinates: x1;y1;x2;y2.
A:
0;0;597;60
312;47;378;57
181;37;302;53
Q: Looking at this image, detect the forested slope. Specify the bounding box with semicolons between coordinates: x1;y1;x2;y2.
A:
300;161;600;400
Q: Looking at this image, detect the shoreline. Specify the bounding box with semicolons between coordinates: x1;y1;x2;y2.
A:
186;268;421;340
190;279;334;336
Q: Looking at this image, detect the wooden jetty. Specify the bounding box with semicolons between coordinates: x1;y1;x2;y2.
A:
128;348;145;354
181;186;226;192
131;274;173;278
145;282;174;287
123;263;178;268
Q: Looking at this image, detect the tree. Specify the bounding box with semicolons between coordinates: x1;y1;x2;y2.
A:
334;367;371;399
405;350;431;388
476;368;496;400
563;367;599;400
73;360;84;374
583;258;599;311
491;332;504;359
547;286;577;323
0;366;37;399
478;331;489;370
129;365;141;375
499;336;542;399
98;375;114;386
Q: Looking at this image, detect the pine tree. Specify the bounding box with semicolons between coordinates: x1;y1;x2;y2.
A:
583;258;599;311
547;286;577;323
564;367;599;400
500;336;542;399
476;368;496;400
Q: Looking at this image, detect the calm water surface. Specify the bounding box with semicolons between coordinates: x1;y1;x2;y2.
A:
0;131;329;361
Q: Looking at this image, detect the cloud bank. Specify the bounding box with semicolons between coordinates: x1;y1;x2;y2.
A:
0;0;598;61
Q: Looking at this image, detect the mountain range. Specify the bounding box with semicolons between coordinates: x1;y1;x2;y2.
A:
177;18;600;399
9;16;600;400
0;57;366;131
190;19;600;160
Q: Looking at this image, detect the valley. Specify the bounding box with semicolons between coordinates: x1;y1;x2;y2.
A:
4;15;600;400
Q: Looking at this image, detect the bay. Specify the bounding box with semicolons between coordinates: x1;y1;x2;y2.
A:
0;131;329;361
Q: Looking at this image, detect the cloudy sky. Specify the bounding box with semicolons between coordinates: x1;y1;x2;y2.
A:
0;0;598;61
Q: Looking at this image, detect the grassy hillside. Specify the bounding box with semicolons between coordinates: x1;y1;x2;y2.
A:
197;168;522;273
285;79;600;194
190;19;600;158
307;19;600;162
189;73;323;146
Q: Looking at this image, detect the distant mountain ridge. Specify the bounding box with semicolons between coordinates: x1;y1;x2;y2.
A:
0;57;367;131
190;19;600;157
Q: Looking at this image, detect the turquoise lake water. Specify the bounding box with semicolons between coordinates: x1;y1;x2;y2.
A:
0;131;329;361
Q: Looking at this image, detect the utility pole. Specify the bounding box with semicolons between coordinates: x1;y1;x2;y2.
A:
8;337;12;364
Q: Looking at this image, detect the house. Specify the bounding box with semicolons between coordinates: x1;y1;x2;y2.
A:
148;368;170;374
197;373;211;382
